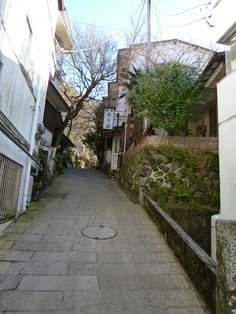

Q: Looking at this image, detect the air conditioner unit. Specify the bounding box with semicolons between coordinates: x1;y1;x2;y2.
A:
40;138;51;149
38;123;45;135
40;138;46;146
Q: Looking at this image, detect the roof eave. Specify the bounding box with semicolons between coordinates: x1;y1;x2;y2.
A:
47;81;70;113
56;9;73;51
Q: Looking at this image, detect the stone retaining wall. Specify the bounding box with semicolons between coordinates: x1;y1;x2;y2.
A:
142;194;216;312
119;144;220;227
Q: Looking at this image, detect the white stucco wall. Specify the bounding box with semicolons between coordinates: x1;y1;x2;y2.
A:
0;0;59;212
0;0;58;142
44;128;53;146
217;70;236;220
131;40;214;72
0;28;35;140
214;0;236;44
214;0;236;220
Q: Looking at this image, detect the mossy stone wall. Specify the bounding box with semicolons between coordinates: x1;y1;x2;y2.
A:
117;144;220;253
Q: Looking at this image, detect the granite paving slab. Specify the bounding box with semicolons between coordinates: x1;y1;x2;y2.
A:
0;168;210;313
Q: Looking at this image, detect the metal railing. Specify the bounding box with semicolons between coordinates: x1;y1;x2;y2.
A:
0;154;23;221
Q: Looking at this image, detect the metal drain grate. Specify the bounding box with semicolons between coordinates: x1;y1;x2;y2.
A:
81;225;117;240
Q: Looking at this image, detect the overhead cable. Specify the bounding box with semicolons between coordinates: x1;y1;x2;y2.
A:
158;2;211;17
160;15;213;28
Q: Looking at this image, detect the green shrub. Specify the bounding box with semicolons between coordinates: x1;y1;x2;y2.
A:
54;153;66;174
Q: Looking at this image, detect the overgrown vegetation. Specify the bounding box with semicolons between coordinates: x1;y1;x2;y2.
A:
127;62;206;135
118;144;220;213
32;149;73;200
32;150;52;200
54;153;67;174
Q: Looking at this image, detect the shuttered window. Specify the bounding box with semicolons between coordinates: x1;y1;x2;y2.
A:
0;154;23;221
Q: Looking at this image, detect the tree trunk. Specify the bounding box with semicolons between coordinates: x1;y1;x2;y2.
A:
53;100;85;148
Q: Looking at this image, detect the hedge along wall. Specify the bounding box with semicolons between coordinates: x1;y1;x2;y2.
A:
117;144;220;254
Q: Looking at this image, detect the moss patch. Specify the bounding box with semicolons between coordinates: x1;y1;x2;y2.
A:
117;144;220;253
118;144;219;214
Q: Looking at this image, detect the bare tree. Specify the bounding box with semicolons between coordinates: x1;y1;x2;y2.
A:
65;100;99;152
81;103;105;165
123;16;146;47
54;25;117;147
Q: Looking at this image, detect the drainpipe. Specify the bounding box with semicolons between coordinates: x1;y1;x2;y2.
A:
21;64;49;212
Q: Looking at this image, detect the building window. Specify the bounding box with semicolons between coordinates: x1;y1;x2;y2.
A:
19;15;33;71
19;15;39;91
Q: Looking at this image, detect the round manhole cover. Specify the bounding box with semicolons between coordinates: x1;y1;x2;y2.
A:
81;225;117;240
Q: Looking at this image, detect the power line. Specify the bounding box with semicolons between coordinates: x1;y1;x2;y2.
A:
74;21;121;32
154;0;214;29
135;0;146;34
131;0;146;19
153;0;164;39
158;0;200;19
158;2;211;17
74;0;148;47
124;0;146;45
160;15;213;28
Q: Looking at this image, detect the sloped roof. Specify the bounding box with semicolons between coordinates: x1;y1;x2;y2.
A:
129;39;215;53
46;81;70;112
56;1;73;51
202;51;225;83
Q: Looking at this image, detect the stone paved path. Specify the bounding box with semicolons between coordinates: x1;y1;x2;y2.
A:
0;169;210;313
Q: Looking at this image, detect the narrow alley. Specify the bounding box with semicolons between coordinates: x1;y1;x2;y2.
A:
0;169;209;313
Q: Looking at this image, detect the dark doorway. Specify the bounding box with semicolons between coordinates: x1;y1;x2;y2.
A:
209;105;218;137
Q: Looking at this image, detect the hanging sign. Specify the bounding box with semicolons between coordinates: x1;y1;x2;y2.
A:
103;108;114;130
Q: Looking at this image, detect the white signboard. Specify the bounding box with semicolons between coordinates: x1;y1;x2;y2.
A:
111;153;119;170
103;108;114;130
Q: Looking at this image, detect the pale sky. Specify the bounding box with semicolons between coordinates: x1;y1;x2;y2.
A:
65;0;222;50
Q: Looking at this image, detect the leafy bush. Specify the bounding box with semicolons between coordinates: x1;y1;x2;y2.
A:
54;153;66;174
128;62;205;134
